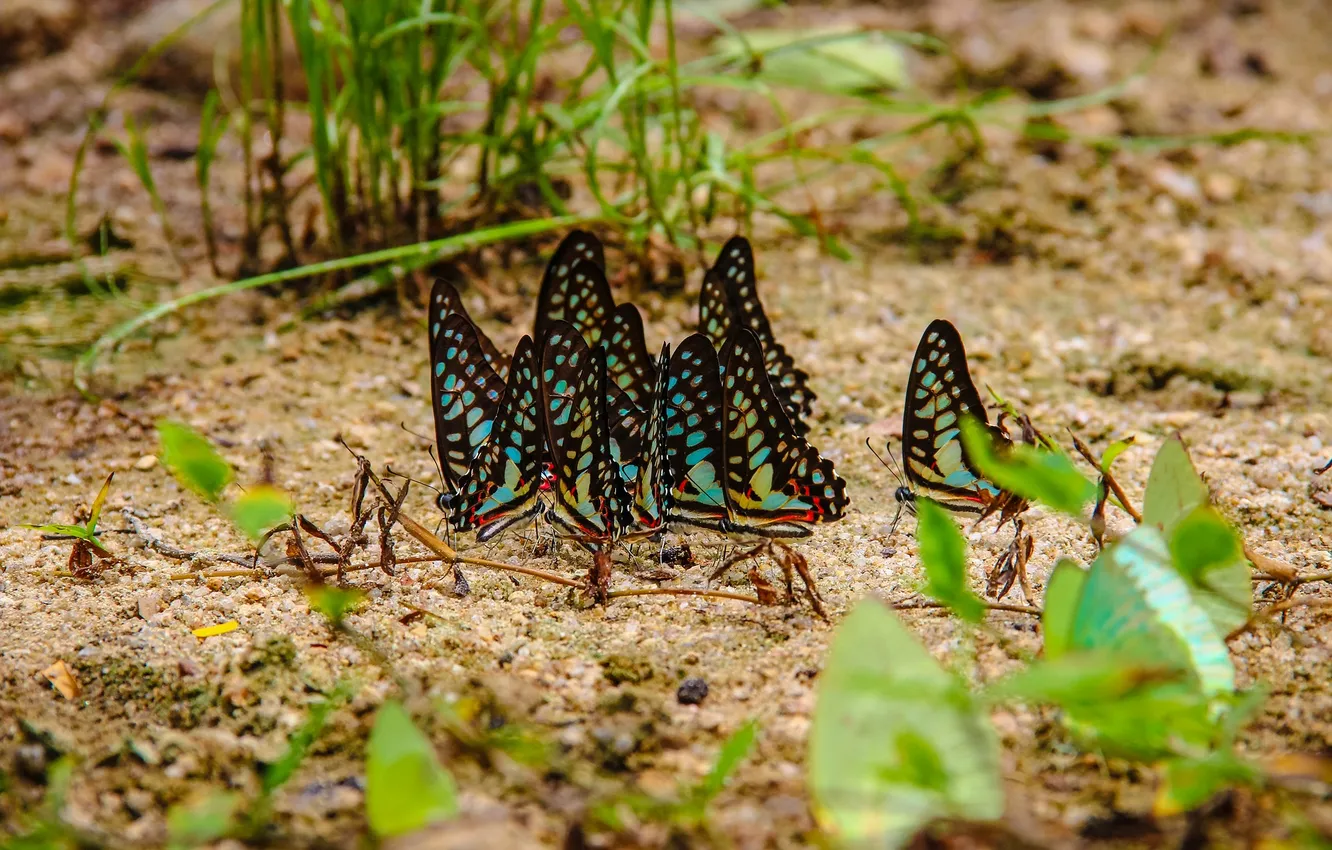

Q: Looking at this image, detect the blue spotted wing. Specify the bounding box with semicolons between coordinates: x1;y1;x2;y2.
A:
662;333;731;531
718;329;848;537
540;322;629;547
428;279;507;380
431;313;505;494
600;303;656;407
628;344;671;533
700;236;815;431
901;319;1007;512
451;337;544;540
534;231;612;347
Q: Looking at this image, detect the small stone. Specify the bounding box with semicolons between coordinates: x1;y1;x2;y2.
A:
134;454;158;471
1151;166;1202;204
137;593;162;619
677;676;709;705
1203;173;1240;203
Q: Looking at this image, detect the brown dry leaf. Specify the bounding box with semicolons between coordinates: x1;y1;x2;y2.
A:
41;660;81;700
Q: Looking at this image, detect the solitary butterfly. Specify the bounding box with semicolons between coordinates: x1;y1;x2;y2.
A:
451;337;545;540
718;329;848;537
662;333;731;532
534;231;612;348
430;313;505;502
540;321;630;549
889;319;1023;529
699;236;815;431
428;279;507;380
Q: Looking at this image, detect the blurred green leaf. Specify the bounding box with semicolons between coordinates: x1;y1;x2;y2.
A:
1155;752;1259;817
697;720;758;804
915;501;984;624
1101;438;1135;474
1142;435;1208;536
87;472;113;533
809;600;1003;846
157;420;232;503
983;651;1185;707
263;680;353;795
366;700;457;837
1041;558;1086;660
1064;690;1219;761
960;418;1096;516
305;586;364;627
166;792;239;850
230;486;294;542
1168;506;1251;635
23;523;94;540
715;28;910;93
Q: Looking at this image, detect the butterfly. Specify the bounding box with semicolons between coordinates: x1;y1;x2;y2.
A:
717;329;848;537
450;337;545;541
612;344;672;536
662;333;732;531
887;319;1024;532
539;321;631;549
428;279;507;380
699;236;815;432
601;303;657;408
534;230;612;348
429;312;506;505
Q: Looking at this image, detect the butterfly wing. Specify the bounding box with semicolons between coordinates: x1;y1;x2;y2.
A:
663;333;731;531
629;344;672;532
451;337;544;540
431;313;506;492
1072;526;1234;697
900;319;1006;510
534;231;612;346
600;303;656;407
540;322;626;545
707;236;816;431
428;278;507;380
718;329;848;538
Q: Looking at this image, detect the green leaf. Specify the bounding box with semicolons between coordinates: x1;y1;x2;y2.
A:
1041;558;1086;660
915;501;985;624
714;28;910;93
983;651;1186;708
366;700;458;837
960;418;1096;517
1101;438;1135;474
1155;752;1259;817
87;472;114;533
157;420;232;503
23;523;95;540
1168;507;1251;636
166;792;239;850
697;720;758;805
305;586;364;627
809;600;1003;846
1064;689;1219;761
262;681;353;794
230;486;293;542
1142;434;1209;536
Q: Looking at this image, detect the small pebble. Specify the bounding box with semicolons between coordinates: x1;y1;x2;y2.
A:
134;455;158;471
677;676;709;705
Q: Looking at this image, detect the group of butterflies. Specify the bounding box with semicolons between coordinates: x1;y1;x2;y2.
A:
425;231;852;560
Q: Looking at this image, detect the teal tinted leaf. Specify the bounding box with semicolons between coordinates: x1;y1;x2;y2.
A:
1155;752;1259;816
157;420;232;503
1142;435;1208;536
366;700;458;837
809;600;1003;846
305;586;364;627
915;500;984;624
698;720;758;804
983;651;1186;708
166;792;239;850
1042;558;1086;660
715;29;910;93
230;486;294;542
1168;506;1251;635
961;418;1096;516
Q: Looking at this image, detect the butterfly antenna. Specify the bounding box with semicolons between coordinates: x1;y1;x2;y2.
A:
383;464;443;497
865;437;906;488
399;421;433;443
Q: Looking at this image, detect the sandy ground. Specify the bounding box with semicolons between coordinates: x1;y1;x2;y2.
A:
4;1;1332;847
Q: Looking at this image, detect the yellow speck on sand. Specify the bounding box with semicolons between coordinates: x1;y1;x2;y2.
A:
193;621;240;638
